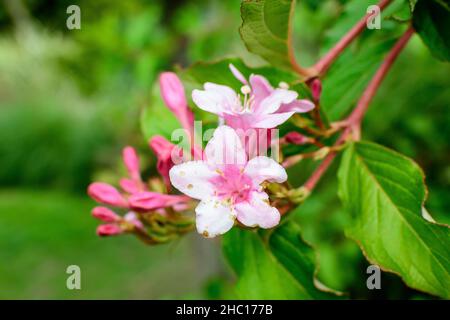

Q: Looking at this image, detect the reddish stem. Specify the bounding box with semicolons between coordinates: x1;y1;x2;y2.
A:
313;0;393;75
303;26;414;191
303;129;349;191
346;26;415;125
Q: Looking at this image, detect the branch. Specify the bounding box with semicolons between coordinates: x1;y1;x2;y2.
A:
313;0;393;75
346;26;415;125
302;26;414;192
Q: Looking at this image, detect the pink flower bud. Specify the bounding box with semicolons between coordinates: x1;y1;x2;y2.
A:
159;72;187;111
96;224;123;236
159;72;194;132
122;147;140;181
88;182;128;207
128;191;187;211
119;178;140;194
284;132;308;145
149;135;182;187
311;78;322;102
92;206;120;222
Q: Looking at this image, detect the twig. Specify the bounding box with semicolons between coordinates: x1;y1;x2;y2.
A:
346;26;415;124
302;26;414;192
313;0;393;75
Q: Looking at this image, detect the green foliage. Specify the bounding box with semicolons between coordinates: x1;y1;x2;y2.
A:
0;189;214;299
321;38;395;121
338;141;450;298
413;0;450;62
140;85;181;141
240;0;298;70
223;222;340;299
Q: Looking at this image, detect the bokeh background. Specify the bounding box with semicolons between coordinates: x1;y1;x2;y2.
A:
0;0;448;299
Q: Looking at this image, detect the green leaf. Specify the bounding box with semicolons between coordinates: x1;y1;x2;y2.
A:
338;141;450;298
413;0;450;62
223;222;341;299
140;84;181;140
240;0;299;71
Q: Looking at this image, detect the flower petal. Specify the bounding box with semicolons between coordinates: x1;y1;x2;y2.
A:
257;88;298;115
192;83;239;115
252;112;295;128
249;74;273;110
244;156;287;185
229;64;248;85
195;197;236;238
204;125;247;168
235;191;280;228
169;161;217;200
276;99;315;113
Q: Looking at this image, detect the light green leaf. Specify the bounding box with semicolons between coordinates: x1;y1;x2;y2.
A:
338;141;450;298
413;0;450;62
140;84;181;140
240;0;299;71
223;222;341;299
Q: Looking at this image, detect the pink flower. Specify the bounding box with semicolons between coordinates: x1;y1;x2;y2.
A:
169;125;287;238
159;72;194;133
191;64;314;131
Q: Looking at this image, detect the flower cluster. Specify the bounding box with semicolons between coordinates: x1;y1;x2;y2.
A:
88;64;315;242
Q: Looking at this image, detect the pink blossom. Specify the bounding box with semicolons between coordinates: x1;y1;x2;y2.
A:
191;64;314;131
159;72;194;132
169;125;287;238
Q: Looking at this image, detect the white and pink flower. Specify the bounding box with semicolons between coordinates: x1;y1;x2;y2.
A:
192;64;315;131
169;125;287;238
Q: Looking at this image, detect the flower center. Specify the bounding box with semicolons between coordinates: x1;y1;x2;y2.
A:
238;85;255;113
210;165;253;204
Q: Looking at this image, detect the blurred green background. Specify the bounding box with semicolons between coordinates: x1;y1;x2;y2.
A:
0;0;448;299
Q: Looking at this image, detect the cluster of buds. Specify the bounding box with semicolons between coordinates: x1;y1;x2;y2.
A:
87;73;198;244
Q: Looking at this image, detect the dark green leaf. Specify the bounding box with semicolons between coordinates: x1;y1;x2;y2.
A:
413;0;450;62
223;222;341;299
